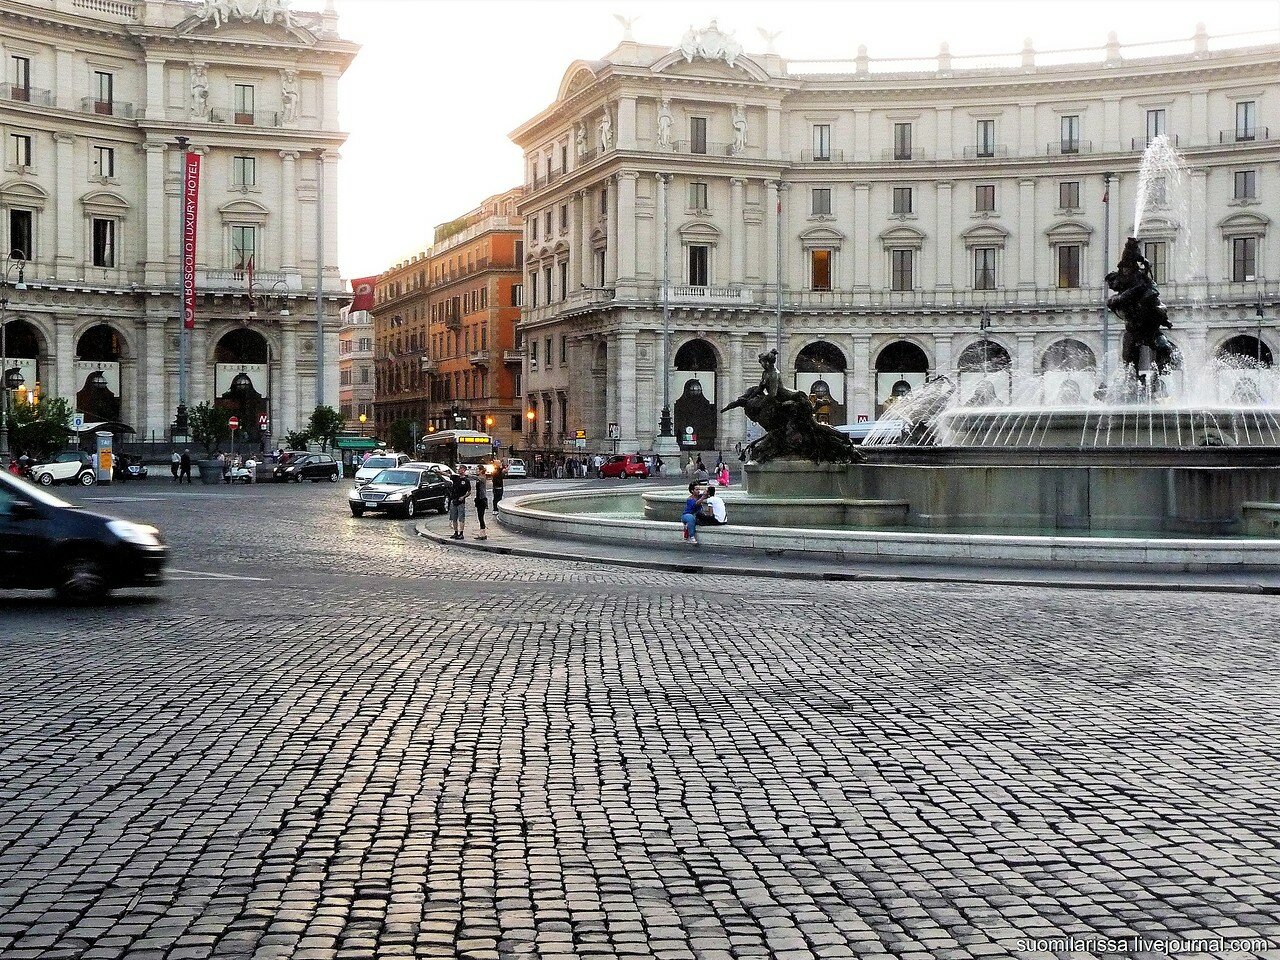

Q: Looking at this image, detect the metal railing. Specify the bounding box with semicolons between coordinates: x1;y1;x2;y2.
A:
800;149;845;162
81;97;133;118
1132;134;1180;150
962;144;1010;159
881;147;930;161
468;350;491;366
672;140;732;156
1;84;53;107
667;285;756;304
502;349;524;364
1220;128;1271;144
206;109;284;128
1046;139;1092;156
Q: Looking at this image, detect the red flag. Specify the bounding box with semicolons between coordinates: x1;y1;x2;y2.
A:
350;276;377;313
1102;186;1109;202
181;152;201;330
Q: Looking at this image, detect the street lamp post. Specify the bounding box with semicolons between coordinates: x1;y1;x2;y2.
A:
0;252;29;462
1101;171;1115;384
979;307;992;376
1258;288;1266;364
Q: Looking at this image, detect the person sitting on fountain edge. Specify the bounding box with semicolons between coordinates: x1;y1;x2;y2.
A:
698;483;728;528
681;483;709;545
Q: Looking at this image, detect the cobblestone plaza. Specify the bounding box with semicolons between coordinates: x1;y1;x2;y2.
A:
1;484;1279;959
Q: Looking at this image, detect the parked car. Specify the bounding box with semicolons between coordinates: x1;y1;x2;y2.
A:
29;451;97;487
0;471;166;601
353;453;410;487
505;457;527;478
349;467;451;518
272;453;340;483
599;454;650;479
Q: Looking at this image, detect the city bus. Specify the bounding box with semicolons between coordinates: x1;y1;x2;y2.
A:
416;429;494;469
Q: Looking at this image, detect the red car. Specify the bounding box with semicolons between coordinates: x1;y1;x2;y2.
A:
599;454;650;478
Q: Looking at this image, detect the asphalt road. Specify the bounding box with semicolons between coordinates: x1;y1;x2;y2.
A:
1;479;1279;960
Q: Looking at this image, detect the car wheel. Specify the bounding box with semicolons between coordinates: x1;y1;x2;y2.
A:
56;554;109;603
404;499;416;519
295;474;304;483
79;470;97;486
437;498;449;515
350;505;364;517
37;472;54;486
328;472;339;482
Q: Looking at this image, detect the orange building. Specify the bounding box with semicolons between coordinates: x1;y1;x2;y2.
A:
373;189;524;452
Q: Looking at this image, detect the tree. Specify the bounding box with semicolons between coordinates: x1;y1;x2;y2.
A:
307;405;344;452
282;429;311;451
188;401;229;458
9;396;74;461
387;419;415;455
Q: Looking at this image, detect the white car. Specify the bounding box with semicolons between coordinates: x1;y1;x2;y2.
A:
31;451;97;487
404;461;454;476
353;453;409;487
505;457;527;478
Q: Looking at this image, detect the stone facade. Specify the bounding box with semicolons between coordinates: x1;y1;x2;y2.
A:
510;26;1280;455
0;0;356;444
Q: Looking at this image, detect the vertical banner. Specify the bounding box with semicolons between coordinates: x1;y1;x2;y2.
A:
181;152;201;330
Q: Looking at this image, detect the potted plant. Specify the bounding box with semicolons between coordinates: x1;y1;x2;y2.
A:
188;402;229;484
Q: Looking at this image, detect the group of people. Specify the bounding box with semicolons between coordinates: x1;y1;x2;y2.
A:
681;481;728;546
683;455;731;487
445;460;504;542
169;450;193;483
216;452;257;483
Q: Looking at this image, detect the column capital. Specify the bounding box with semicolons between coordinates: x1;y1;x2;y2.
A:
615;170;640;183
729;177;747;187
53;132;75;145
279;149;301;161
143;140;168;153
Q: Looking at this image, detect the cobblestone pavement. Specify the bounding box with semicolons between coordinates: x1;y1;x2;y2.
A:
2;482;1279;960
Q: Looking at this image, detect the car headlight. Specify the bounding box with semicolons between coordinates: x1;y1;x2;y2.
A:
285;466;298;472
347;489;361;501
107;520;163;547
386;491;407;501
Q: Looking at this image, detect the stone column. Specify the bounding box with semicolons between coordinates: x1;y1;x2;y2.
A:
55;317;74;405
764;179;778;294
729;178;746;286
279;150;299;274
1016;332;1037;383
1017;179;1036;289
605;337;618;436
53;133;75;278
853;183;871;289
605;181;618;286
146;318;167;437
144;141;168;285
934;333;953;379
725;333;746;442
281;322;298;432
320;152;340;288
852;335;872;422
936;181;953;288
1188;168;1209;286
569;190;584;290
616;330;637;446
615;171;637;288
616;96;637;150
191;324;208;407
321;69;340;129
766;107;782;159
144;57;166;121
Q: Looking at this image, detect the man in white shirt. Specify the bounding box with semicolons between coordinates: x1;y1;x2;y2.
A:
699;483;727;525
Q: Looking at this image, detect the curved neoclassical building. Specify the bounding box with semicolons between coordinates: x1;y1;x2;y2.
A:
510;24;1278;453
0;0;355;443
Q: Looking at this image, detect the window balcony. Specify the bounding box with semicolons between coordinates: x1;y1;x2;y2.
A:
420;357;437;373
800;149;845;162
444;313;462;331
502;349;524;365
880;148;930;161
207;109;284;127
469;350;491;367
1046;139;1091;156
672;140;732;156
667;285;756;305
199;268;299;291
1;84;53;107
80;97;133;118
962;144;1010;159
1220;128;1270;144
1132;134;1180;150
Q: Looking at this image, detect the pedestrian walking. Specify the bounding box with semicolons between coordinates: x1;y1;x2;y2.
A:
449;464;471;539
170;450;180;483
474;469;490;540
492;463;504;512
654;454;664;477
180;449;192;484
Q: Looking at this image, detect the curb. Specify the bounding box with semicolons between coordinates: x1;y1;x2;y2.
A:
413;521;1278;596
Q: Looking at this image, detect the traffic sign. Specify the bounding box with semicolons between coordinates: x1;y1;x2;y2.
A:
72;413;85;433
228;416;240;430
607;422;620;440
258;413;269;430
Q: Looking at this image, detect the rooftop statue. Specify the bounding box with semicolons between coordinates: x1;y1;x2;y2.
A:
678;21;744;69
723;349;860;463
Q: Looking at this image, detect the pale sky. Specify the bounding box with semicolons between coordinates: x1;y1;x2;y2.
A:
328;0;1280;280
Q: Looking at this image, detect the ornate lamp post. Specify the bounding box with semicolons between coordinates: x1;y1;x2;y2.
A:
0;252;29;462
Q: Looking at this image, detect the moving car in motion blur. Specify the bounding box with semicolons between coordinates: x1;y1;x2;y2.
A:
0;471;166;601
29;451;97;487
349;467;451;518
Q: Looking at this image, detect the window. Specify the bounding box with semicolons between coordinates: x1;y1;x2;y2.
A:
560;144;568;171
560;203;568;232
530;218;538;242
91;218;115;268
530;340;538;366
688;244;709;286
10;133;31;167
890;249;913;291
812;124;831;161
811;188;832;216
543;267;551;304
231;225;256;271
975;184;995;212
93;145;115;178
232;155;256;187
530;272;539;307
545;337;552;367
1060;114;1080;153
560;335;567;364
1056;244;1081;288
511;283;523;307
893;122;912;160
543;211;552;236
558;261;568;302
976;119;996;157
1142;241;1167;284
1146;108;1166;144
1059;181;1080;210
1234;170;1257;201
93;71;113;114
234;83;255;123
690;116;707;154
361;367;370;384
973;247;996;290
810;249;832;291
599;186;607;216
689;181;708;211
892;186;913;215
595;249;605;285
515;240;523;263
10;56;30;101
1236;101;1256;142
1232;237;1257;282
9;209;32;261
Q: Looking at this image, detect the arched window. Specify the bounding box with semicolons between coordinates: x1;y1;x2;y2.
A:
957;340;1011;372
1218;335;1272;367
1040;338;1096;372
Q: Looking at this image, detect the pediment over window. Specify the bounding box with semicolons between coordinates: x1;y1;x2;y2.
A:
217;198;270;223
878;225;926;249
960;223;1009;247
589;226;608;248
1130;214;1180;239
649;51;771;83
556;61;605;102
174;15;317;45
1219;211;1270;237
1045;219;1093;242
678;220;722;242
551;240;570;256
799;226;846;249
0;179;49;210
80;190;131;215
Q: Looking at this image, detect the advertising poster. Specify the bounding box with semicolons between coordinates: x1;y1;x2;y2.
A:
75;360;121;422
795;372;847;425
670;371;717;449
875;371;928;416
215;362;270;436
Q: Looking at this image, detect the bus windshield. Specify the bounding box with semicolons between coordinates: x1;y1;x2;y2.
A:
418;431;493;468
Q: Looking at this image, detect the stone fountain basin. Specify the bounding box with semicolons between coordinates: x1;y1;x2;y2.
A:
937;404;1280;448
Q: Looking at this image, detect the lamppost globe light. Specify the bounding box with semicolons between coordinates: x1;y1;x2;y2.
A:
525;410;536;421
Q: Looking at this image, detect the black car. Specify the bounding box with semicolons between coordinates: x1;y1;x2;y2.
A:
0;471;167;601
272;453;340;483
348;468;451;518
